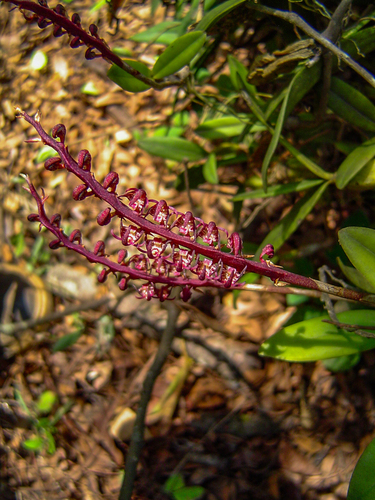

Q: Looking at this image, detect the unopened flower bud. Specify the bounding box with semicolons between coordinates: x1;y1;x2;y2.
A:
27;213;40;222
69;229;82;244
97;268;109;283
94;240;106;256
77;149;91;171
49;239;62;249
118;277;128;291
72;184;89;201
117;249;127;264
50;213;62;227
51;123;66;143
97;207;112;226
103;172;119;192
45;157;63;171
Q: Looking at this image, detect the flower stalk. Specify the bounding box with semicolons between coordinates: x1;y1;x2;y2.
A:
17;109;375;305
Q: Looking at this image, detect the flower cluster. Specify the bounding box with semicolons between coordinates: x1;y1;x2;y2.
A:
19;110;319;301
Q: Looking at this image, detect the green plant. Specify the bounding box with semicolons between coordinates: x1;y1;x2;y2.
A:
15;389;72;454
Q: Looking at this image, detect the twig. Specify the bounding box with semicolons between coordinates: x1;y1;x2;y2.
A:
0;295;114;335
246;0;375;88
119;301;180;500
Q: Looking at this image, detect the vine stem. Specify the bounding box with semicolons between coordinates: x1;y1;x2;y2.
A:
118;301;180;500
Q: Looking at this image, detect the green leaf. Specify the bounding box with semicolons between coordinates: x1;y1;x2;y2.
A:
107;61;151;93
130;21;181;44
262;69;304;191
138;137;207;162
36;391;57;415
284;63;322;118
22;436;45;452
337;257;375;294
35;146;57;164
323;353;361;372
328;77;375;132
255;181;329;258
151;31;206;80
165;474;185;492
336;138;375;189
174;486;205;500
203;153;218;183
195;0;246;32
348;437;375;500
338;227;375;289
52;331;82;352
195;116;247;139
232;179;323;201
259;310;375;362
45;429;56;454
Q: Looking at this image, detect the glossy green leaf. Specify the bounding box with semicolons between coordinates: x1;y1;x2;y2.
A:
107;61;151;93
348;437;375;500
259;310;375;362
22;436;45;451
138;137;207;162
337;257;375;294
255;181;329;259
328;77;375;132
338;227;375;289
232;179;323;201
262;69;303;191
323;353;361;372
36;391;57;415
203;153;218;183
348;158;375;190
151;31;206;80
195;116;247;139
336;138;375;189
130;21;181;44
227;55;258;97
195;0;246;32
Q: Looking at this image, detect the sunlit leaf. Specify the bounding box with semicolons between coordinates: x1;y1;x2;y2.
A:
232;179;323;201
336;139;375;189
130;21;181;44
337;257;375;293
203;153;218;183
22;436;45;452
338;227;375;289
195;0;246;32
36;391;57;415
138;137;207;162
328;77;375;132
259;310;375;362
195;116;247;139
151;31;206;79
107;61;151;93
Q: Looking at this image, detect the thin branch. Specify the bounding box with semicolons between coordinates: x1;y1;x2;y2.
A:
119;301;180;500
246;1;375;88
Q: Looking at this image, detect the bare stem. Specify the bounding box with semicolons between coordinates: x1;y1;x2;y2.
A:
118;301;180;500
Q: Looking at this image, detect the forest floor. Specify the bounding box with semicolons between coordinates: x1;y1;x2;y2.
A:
1;1;375;499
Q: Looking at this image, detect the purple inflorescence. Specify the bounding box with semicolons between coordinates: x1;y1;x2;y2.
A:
19;110;284;301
